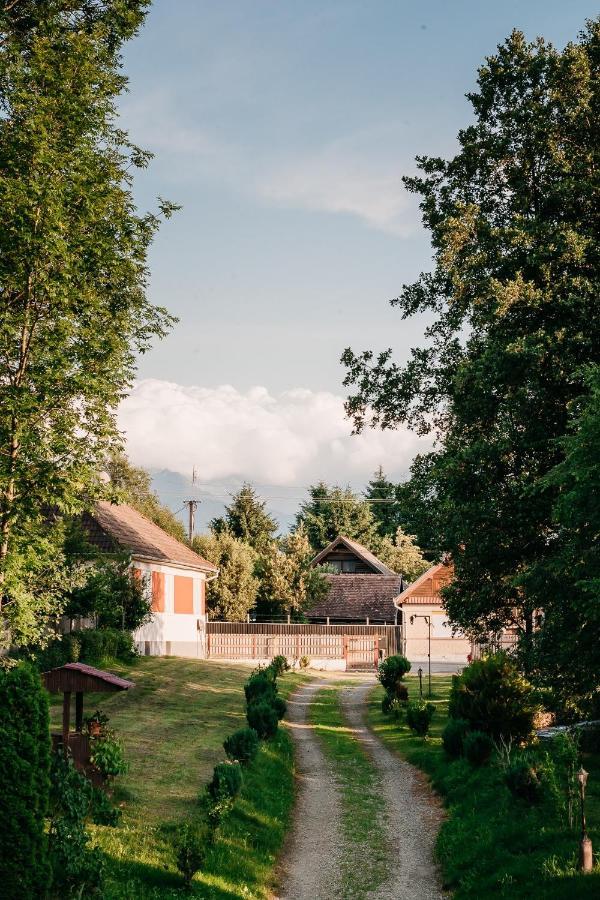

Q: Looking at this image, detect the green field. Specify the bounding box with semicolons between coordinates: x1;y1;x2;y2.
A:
51;657;305;898
368;675;600;899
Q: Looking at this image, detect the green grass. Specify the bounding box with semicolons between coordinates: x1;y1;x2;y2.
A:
368;675;600;899
308;686;388;897
51;657;306;898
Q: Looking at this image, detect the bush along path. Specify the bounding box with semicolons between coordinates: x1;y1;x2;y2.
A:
279;678;444;900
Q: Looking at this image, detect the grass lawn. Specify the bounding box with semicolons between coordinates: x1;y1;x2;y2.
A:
51;656;306;898
368;675;600;899
308;686;388;897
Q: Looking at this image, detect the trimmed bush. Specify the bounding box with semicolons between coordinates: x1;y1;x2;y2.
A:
505;755;546;803
247;700;279;739
464;730;494;766
244;670;277;704
448;653;538;743
174;820;207;889
0;663;51;899
377;655;411;697
207;762;243;802
442;718;470;758
406;700;435;737
271;695;287;720
268;655;290;677
223;728;259;766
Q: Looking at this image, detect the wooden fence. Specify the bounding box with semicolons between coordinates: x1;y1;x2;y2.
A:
205;622;403;670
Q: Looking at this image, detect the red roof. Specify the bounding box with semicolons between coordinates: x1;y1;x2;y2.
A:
42;662;135;693
84;501;217;573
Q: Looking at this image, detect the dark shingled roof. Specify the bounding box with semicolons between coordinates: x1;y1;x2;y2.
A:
42;662;135;693
310;535;397;575
308;574;405;622
83;501;217;573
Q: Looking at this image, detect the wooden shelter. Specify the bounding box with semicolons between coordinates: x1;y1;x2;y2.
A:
42;662;134;771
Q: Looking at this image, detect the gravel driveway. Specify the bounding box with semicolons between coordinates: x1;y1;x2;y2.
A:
277;679;444;900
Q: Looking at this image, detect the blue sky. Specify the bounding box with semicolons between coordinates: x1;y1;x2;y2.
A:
116;1;597;524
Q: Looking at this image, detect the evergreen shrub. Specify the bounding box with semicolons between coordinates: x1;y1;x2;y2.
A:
406;700;435;736
223;727;259;766
268;655;290;677
207;762;243;802
173;820;207;889
247;700;279;739
244;670;277;704
442;718;470;758
464;730;494;766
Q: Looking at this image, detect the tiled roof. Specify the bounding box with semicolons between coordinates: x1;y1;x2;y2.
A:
84;501;217;573
308;574;405;622
310;535;397;575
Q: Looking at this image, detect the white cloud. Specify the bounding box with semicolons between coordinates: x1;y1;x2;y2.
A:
118;379;428;488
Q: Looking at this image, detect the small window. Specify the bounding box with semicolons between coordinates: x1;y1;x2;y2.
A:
341;560;356;573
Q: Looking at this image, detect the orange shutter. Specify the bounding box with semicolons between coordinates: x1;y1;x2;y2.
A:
174;575;194;614
199;579;206;615
151;571;165;612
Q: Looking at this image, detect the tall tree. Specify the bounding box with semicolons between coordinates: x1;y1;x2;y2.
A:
296;482;379;552
254;525;330;619
343;24;600;645
192;532;258;622
210;483;278;552
0;2;174;641
364;466;402;538
104;450;186;542
375;527;430;582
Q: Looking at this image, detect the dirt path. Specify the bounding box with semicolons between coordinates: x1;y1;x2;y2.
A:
277;681;345;900
340;683;444;900
278;679;444;900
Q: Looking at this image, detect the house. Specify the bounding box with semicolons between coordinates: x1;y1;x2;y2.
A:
82;501;218;657
393;561;471;664
307;535;406;624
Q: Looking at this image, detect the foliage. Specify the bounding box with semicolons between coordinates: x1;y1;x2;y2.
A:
271;695;287;720
247;700;279;739
381;688;407;718
375;527;430;580
342;24;600;656
64;553;152;631
406;700;435;736
33;627;137;671
244;670;277;704
173;820;207;890
104;449;186;542
255;526;331;618
0;663;50;899
47;750;120;897
193;531;258;621
364;465;403;538
505;753;550;804
299;655;310;669
90;734;128;781
269;655;290;677
448;653;538;742
464;730;494;766
207;762;243;803
296;482;379;551
377;655;411;696
0;0;175;647
210;483;278;552
442;718;470;759
223;727;259;766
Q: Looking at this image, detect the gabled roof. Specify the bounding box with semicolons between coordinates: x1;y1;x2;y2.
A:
394;561;453;606
42;662;135;693
308;574;405;621
310;535;397;575
84;501;217;573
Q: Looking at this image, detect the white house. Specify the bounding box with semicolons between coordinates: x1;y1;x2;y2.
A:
85;501;218;657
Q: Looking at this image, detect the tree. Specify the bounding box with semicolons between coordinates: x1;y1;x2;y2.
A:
193;532;258;621
296;483;379;551
254;525;330;619
210;484;278;552
104;450;186;542
0;3;175;642
343;24;600;646
375;528;429;581
364;466;402;537
281;524;331;613
64;554;152;632
0;663;51;899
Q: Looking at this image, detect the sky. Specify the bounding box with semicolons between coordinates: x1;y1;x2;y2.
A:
116;0;597;529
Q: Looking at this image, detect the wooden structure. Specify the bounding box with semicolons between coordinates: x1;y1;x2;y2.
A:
310;535;396;575
42;663;134;772
206;621;403;670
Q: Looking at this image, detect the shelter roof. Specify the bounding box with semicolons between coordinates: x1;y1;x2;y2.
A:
83;501;217;573
42;662;135;694
310;535;396;575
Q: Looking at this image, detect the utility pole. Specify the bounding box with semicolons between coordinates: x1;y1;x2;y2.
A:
184;499;198;543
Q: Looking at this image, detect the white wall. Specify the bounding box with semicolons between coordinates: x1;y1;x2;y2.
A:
401;603;471;663
132;560;208;658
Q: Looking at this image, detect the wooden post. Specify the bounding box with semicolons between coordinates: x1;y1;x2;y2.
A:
75;691;84;732
62;691;71;752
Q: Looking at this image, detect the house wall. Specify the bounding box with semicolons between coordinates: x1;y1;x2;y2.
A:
132;561;208;658
400;602;471;664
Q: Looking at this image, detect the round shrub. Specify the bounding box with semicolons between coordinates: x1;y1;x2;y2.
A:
442;718;470;758
464;730;494;766
244;671;277;704
223;728;259;766
268;655;290;677
448;653;538;743
247;700;279;739
505;756;545;803
207;762;243;802
406;701;435;737
377;655;411;696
